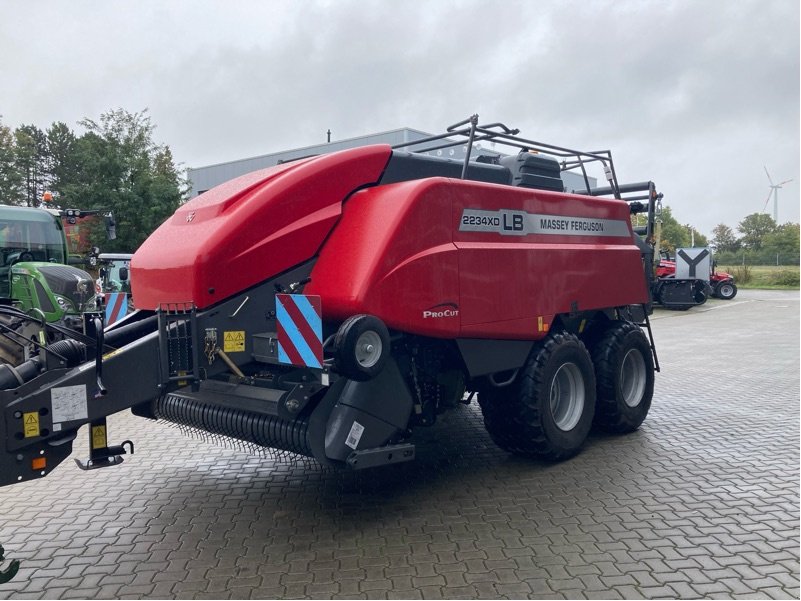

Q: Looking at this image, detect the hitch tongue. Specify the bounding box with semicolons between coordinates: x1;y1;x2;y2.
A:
0;544;20;585
74;417;134;471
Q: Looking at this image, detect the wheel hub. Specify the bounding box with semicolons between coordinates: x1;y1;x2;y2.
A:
549;362;585;431
355;331;382;368
620;348;646;407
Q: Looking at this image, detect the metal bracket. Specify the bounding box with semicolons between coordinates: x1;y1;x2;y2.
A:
158;303;199;386
74;440;133;471
346;443;415;470
74;418;134;471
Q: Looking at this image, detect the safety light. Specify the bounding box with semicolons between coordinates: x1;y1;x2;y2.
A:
31;457;46;470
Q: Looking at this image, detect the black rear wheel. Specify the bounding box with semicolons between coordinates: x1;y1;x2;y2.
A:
715;281;737;300
478;331;595;461
333;314;390;381
590;321;654;433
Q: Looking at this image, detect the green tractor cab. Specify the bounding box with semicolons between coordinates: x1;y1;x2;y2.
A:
0;205;106;365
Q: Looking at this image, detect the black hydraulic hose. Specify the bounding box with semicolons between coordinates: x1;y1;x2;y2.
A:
104;313;158;348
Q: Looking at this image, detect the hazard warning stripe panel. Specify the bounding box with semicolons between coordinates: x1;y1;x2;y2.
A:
105;293;128;326
276;293;323;369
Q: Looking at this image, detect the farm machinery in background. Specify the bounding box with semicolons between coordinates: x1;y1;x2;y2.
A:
655;249;737;303
95;253;134;325
0;116;668;503
636;203;737;310
0;203;116;365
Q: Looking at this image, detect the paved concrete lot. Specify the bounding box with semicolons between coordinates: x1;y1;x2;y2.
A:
0;289;798;599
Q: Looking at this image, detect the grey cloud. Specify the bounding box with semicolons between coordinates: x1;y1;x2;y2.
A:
1;0;797;233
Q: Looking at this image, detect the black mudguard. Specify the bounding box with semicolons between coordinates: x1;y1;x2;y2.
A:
323;358;414;462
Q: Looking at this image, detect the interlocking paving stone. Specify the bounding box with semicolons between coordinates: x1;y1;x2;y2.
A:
0;289;798;599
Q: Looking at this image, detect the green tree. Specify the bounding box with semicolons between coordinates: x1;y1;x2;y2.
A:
0;118;22;204
711;223;740;253
45;121;77;199
657;206;690;253
737;213;777;251
14;124;48;206
686;225;708;248
63;108;185;252
762;222;800;264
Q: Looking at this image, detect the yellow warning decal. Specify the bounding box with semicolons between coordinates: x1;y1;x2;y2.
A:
578;319;587;334
537;316;543;332
23;412;40;438
223;331;245;352
91;425;107;450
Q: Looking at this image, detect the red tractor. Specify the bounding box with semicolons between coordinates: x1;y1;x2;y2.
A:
0;116;663;492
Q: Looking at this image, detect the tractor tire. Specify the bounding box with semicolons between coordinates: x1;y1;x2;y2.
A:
478;331;595;461
590;321;654;433
715;281;737;300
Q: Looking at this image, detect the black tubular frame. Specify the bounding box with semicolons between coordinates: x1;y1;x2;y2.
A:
392;114;622;199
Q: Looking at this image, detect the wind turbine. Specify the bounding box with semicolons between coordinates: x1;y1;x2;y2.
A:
762;166;792;223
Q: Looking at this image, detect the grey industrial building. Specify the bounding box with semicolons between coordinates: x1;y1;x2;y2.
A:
187;127;594;197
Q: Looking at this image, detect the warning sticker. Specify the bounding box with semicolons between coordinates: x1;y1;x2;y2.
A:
23;412;40;438
51;385;88;423
91;425;107;450
345;421;365;450
223;331;245;352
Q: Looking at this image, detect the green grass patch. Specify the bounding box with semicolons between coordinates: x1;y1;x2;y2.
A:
722;265;800;289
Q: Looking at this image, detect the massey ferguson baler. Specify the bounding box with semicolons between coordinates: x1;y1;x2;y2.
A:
0;117;662;489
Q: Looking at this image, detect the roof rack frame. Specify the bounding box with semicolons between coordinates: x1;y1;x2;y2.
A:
392;114;622;199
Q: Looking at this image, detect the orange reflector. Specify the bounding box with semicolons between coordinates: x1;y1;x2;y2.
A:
32;457;46;470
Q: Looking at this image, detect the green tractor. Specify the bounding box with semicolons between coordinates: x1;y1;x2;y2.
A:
0;205;113;365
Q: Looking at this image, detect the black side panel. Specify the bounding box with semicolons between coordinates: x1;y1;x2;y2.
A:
324;359;414;462
457;338;534;378
654;279;702;307
380;151;511;186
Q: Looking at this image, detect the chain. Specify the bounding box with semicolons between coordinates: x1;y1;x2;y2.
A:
204;328;218;365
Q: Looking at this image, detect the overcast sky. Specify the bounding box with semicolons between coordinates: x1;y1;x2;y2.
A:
1;0;798;235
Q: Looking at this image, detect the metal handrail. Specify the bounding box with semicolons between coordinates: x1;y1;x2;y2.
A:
391;115;621;198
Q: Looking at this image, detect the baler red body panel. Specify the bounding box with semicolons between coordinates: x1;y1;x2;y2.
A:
131;145;392;310
133;143;646;339
306;177;648;339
